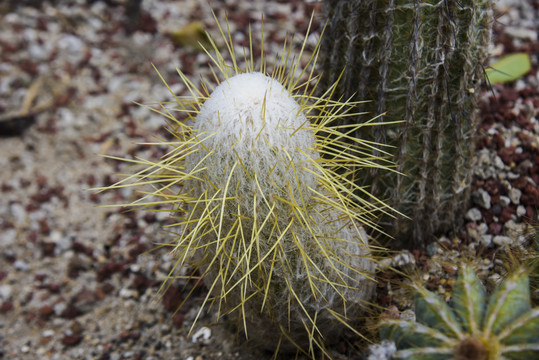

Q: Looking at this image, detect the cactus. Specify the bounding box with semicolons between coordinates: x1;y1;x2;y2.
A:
380;265;539;359
319;0;494;247
102;16;395;357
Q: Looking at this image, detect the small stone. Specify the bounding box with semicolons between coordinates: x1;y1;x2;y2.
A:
465;208;482;221
0;285;12;301
509;188;522;204
400;309;416;322
493;236;512;247
10;203;27;225
477;222;488;235
39;305;54;317
425;242;439;257
480;234;493;247
172;313;185;328
13;260;30;271
494;156;504;170
0;229;16;246
119;288;138;299
191;326;211;343
391;251;416;272
53;302;67;316
1;301;13;313
504;220;524;239
488;222;503;235
367;340;397;360
516;205;526;217
42;330;55;338
472;189;491;209
499;196;511;207
62;334;83;346
516;159;533;175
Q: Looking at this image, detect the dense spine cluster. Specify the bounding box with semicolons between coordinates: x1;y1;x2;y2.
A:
320;0;494;246
103;16;395;357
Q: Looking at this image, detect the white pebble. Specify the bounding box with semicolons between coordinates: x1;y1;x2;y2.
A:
0;229;16;246
42;329;55;338
14;260;30;271
465;208;482;222
499;196;511;207
0;285;12;301
10;203;27;225
509;188;521;204
119;288;138;298
480;234;493;247
191;326;212;343
493;235;512;247
367;340;397;360
472;189;491;209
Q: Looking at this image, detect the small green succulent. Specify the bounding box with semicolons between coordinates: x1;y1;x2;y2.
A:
380;265;539;360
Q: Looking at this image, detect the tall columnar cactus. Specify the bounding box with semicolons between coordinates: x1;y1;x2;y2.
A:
320;0;494;247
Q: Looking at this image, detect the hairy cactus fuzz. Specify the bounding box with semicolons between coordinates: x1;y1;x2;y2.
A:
103;15;395;357
320;0;494;247
381;265;539;359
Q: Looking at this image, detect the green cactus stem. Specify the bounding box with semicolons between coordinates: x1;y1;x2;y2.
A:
380;265;539;360
319;0;494;247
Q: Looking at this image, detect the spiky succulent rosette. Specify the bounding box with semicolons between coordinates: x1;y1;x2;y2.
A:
380;265;539;360
103;16;395;357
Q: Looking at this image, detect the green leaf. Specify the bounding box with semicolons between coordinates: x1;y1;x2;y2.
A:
380;320;453;349
500;344;539;360
451;265;486;334
414;287;462;338
486;53;531;84
498;308;539;346
483;270;531;336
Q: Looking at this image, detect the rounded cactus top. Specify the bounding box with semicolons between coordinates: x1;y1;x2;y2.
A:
190;72;319;201
195;72;312;146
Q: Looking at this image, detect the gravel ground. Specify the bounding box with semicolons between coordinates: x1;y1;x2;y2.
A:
0;1;537;360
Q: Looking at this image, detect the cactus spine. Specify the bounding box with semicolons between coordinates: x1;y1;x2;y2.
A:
320;0;494;247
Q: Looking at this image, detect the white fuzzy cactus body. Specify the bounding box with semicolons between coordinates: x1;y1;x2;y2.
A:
187;72;319;212
103;16;395;357
186;72;375;350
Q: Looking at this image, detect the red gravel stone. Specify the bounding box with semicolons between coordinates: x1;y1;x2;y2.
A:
488;222;503;235
60;304;82;319
61;334;83;346
1;301;13;313
522;184;539;206
162;285;182;312
39;304;54;317
499;206;515;223
172;313;185;328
